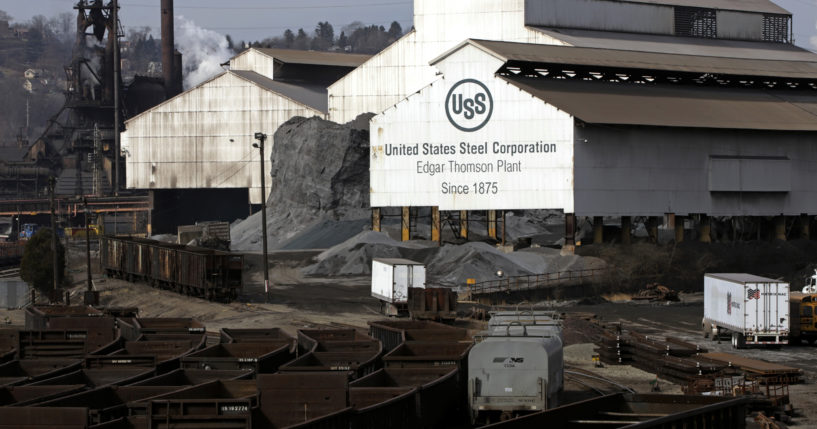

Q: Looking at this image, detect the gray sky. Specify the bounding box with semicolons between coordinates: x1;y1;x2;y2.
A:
1;0;816;50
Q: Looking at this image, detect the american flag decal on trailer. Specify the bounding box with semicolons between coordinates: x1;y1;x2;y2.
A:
747;288;761;300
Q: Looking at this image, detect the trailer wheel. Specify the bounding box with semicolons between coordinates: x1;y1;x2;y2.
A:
702;319;709;339
731;333;745;349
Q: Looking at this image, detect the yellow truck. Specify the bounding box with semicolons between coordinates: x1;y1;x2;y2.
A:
790;292;817;345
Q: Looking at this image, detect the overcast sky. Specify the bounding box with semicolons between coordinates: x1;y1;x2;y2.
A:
1;0;816;50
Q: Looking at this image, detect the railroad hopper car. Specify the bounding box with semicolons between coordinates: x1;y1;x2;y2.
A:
100;236;243;302
469;315;564;424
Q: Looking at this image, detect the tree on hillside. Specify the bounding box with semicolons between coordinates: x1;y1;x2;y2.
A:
284;29;295;48
387;21;403;40
294;28;310;50
20;228;65;298
348;25;391;54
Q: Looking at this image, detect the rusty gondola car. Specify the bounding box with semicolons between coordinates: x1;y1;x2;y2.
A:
100;236;243;302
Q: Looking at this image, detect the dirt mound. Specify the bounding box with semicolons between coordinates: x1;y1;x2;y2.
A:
303;231;606;287
578;239;817;292
231;114;373;251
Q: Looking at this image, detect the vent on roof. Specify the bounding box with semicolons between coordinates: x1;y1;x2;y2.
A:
762;14;790;43
674;7;716;38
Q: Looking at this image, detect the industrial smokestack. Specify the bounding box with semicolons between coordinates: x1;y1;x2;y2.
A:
161;0;180;97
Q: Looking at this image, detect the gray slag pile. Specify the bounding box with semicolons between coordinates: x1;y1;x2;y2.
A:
231;114;373;251
304;231;606;286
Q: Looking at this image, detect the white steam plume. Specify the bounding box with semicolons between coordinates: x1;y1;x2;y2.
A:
175;16;232;89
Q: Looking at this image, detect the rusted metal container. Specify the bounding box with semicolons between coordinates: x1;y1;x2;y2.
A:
257;373;349;428
87;415;146;428
0;358;82;386
408;287;458;322
145;380;258;429
382;341;471;369
349;367;460;428
180;342;296;374
278;351;380;379
133;318;206;336
296;328;372;355
0;384;86;406
368;320;463;353
28;367;155;388
36;385;181;425
220;328;293;344
17;330;117;359
127;368;254;386
0;407;88;428
25;306;105;330
135;333;207;350
350;386;418;429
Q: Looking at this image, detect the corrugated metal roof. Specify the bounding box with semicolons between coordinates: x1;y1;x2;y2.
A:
531;27;815;61
252;48;371;68
623;0;789;15
502;76;817;131
230;70;327;113
706;273;787;284
462;39;817;79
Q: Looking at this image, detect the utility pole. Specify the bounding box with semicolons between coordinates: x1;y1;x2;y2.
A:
49;177;58;302
253;133;270;303
83;198;98;305
113;0;121;196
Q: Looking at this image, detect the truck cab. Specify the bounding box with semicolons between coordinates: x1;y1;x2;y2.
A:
18;224;39;241
791;293;817;344
803;270;817;293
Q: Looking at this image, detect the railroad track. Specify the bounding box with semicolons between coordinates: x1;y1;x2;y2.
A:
565;365;636;395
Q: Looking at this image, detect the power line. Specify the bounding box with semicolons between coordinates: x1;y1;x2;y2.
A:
120;1;410;10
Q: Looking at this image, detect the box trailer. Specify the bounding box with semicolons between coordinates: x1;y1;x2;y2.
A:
703;273;789;347
371;258;425;316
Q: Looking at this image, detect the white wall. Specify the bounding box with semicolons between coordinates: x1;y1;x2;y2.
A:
328;0;564;123
370;45;574;211
230;49;276;80
123;72;322;204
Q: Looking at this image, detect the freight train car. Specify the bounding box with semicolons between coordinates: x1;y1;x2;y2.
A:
469;311;564;424
100;236;243;302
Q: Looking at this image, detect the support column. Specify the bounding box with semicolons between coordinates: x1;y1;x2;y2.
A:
401;206;410;242
593;216;604;244
800;214;811;239
699;214;711;243
501;211;506;246
431;207;441;245
647;216;660;244
621;216;631;245
774;215;786;241
563;213;576;254
487;210;497;240
674;215;685;243
372;208;381;232
460;210;468;239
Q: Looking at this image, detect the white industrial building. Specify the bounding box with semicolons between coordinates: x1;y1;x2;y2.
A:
365;0;817;244
329;0;795;123
121;48;368;232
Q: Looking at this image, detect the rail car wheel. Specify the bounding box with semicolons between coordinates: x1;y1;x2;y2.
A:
499;411;513;421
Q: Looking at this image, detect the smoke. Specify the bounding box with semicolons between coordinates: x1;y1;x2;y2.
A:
175;16;232;89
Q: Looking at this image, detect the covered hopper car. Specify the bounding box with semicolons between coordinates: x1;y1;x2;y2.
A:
469;311;564;424
100;236;243;302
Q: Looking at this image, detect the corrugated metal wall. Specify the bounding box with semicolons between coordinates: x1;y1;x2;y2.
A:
328;0;565;124
524;0;674;35
123;72;323;204
0;279;28;309
230;49;276;80
573;126;817;216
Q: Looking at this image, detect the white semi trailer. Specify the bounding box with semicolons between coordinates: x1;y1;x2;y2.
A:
702;273;789;348
371;258;426;316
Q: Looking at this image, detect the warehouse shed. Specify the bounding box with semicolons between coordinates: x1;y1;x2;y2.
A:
330;0;793;123
121;48;369;232
370;38;817;243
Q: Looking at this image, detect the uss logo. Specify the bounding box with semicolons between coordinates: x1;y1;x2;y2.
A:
445;79;494;132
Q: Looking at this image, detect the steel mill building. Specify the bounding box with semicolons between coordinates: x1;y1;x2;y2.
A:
122;0;817;242
357;0;817;246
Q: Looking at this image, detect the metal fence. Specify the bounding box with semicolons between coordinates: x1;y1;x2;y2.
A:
468;268;608;296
